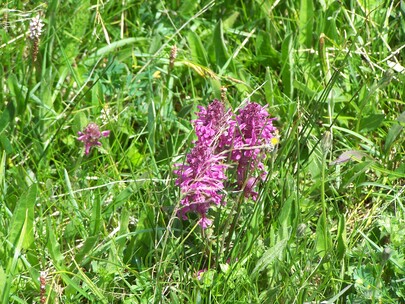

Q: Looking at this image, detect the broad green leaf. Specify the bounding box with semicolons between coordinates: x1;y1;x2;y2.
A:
397;111;405;123
213;20;231;71
0;151;5;192
281;34;294;98
148;34;162;54
336;214;347;260
64;0;91;60
294;79;316;97
223;11;239;30
7;74;25;116
46;218;64;267
210;78;222;99
0;107;11;135
147;95;156;153
299;0;314;48
278;196;295;241
179;1;199;18
359;114;385;132
62;272;95;301
74;235;99;266
117;207;130;255
85;38;142;65
264;68;275;106
359;71;393;113
0;267;5;300
330;150;370;165
90;196;101;235
3;205;33;303
73;111;88;134
133;205;155;260
384;123;403;153
357;0;379;11
306;138;322;179
124;142;144;168
255;30;280;69
8;184;37;249
384;111;404;153
316;213;332;257
188;31;209;66
252;239;288;276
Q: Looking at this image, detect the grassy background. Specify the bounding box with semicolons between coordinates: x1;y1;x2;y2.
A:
1;0;404;303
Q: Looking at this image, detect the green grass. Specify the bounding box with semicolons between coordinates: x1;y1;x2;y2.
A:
1;0;404;303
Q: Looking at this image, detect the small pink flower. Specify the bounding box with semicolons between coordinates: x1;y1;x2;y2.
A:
77;123;110;155
196;268;208;280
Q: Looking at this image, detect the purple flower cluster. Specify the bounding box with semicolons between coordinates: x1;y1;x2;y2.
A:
174;99;278;228
232;102;278;199
77;123;110;155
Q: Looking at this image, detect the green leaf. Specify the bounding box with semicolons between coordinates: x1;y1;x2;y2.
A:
0;151;5;193
278;196;296;241
7;74;25;116
0;267;5;299
62;272;95;302
336;214;347;260
124;143;144;168
397;111;405;123
213;20;231;71
316;213;332;257
223;11;239;30
8;184;37;249
384;111;404;153
117;207;130;255
3;187;36;303
0;107;11;135
256;30;280;69
384;124;403;154
147;95;156;153
178;1;200;18
90;196;101;235
294;79;316;97
84;38;141;65
299;0;314;47
359;114;385;132
74;235;99;266
252;239;288;276
73;111;88;134
46;218;64;267
188;31;209;66
281;34;294;98
104;186;134;219
264;68;275;106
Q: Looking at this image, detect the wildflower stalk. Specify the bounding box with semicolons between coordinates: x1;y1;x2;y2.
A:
222;190;245;253
29;15;44;62
318;131;332;257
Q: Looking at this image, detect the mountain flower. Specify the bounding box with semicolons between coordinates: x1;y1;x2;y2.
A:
233;102;278;197
29;15;44;62
174;144;227;229
77;123;110;155
174;100;278;228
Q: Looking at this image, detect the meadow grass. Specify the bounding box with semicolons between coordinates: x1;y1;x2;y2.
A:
0;0;404;303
